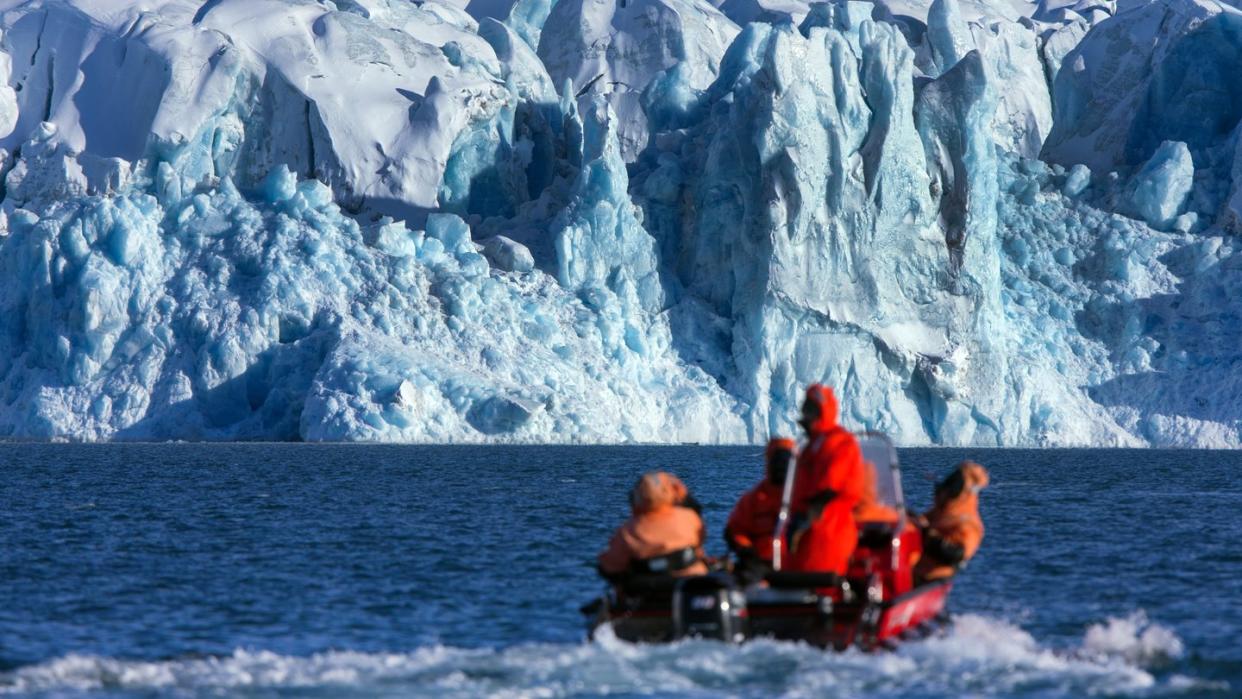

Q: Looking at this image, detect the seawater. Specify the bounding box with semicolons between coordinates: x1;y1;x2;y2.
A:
0;445;1238;697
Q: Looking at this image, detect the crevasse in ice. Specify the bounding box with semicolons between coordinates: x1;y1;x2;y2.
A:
0;0;1240;446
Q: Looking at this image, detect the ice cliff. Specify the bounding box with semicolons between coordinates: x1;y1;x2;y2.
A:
0;0;1239;446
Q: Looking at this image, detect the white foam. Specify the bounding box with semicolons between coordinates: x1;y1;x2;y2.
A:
0;614;1217;697
1081;611;1185;667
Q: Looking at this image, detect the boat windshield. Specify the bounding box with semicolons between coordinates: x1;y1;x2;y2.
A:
857;432;905;518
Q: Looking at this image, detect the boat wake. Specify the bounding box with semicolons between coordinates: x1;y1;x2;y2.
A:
0;613;1225;697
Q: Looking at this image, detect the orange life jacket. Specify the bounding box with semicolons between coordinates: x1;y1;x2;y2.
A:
599;472;708;578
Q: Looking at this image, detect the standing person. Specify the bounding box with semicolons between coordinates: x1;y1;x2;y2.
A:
787;384;866;575
724;437;796;576
598;472;708;583
915;461;989;583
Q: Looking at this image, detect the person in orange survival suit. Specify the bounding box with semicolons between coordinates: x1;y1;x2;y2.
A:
724;437;795;579
914;461;989;583
598;472;709;584
787;384;866;575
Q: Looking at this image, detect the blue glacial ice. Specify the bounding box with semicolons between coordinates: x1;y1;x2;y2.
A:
1126;140;1194;230
1;0;1241;446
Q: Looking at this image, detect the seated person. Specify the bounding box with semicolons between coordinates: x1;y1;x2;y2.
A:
724;438;795;577
598;472;708;587
914;461;989;583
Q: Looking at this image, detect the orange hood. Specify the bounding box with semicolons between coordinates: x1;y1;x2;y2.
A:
802;384;840;434
630;472;687;514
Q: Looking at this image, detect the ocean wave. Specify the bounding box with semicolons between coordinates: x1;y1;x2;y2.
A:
0;614;1225;697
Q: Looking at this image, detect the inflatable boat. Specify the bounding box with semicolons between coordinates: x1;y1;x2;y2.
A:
582;433;951;650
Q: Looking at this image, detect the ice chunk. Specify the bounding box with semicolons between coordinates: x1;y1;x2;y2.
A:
1126;141;1193;230
481;235;535;273
1172;212;1197;234
426;213;474;256
1063;163;1091;197
371;219;424;258
263;165;298;204
467;394;544;434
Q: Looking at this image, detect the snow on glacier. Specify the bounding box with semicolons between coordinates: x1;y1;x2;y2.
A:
0;0;1240;446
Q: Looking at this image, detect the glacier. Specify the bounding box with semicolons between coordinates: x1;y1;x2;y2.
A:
0;0;1240;446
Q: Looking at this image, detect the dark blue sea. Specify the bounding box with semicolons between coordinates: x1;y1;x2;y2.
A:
0;445;1238;697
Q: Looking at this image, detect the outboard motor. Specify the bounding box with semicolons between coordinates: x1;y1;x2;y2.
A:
672;575;748;643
